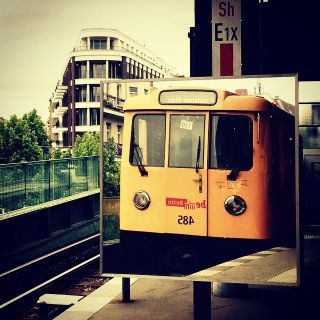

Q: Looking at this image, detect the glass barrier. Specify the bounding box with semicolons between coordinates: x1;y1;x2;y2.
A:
0;156;99;213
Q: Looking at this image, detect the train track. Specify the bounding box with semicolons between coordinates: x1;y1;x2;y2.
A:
19;262;111;320
0;233;107;319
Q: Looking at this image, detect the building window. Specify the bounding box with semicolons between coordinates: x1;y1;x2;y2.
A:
129;87;138;97
117;84;121;101
126;62;130;79
76;109;87;126
299;103;320;148
110;38;114;50
76;85;87;102
90;39;106;49
106;122;111;140
76;132;85;139
63;132;68;147
90;108;100;125
76;61;87;78
90;85;100;102
90;62;106;78
109;61;122;78
117;125;122;144
62;113;68;127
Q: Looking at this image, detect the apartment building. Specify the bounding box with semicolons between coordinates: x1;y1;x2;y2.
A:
48;28;180;153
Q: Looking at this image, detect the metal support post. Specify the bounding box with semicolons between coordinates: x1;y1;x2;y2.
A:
122;277;131;302
193;281;211;320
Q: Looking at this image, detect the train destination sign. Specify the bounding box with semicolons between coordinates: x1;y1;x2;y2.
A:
159;90;217;105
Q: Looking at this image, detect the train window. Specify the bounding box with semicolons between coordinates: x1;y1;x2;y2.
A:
130;114;165;167
210;115;253;170
168;114;205;168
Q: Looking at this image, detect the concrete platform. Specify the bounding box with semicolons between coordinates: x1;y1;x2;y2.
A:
54;238;320;320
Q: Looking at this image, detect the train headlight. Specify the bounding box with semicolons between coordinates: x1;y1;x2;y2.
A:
133;191;150;210
224;196;246;215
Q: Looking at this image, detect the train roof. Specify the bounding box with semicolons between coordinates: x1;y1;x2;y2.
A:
254;93;295;116
123;86;295;116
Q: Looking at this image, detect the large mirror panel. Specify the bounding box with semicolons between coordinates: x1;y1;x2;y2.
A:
99;75;300;287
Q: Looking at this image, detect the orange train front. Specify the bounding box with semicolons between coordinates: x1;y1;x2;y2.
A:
105;86;296;276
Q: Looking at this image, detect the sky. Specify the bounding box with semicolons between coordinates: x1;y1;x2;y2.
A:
0;0;194;122
1;1;319;124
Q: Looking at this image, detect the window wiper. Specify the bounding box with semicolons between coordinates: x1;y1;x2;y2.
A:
227;163;241;181
132;143;148;177
227;147;250;181
196;136;201;173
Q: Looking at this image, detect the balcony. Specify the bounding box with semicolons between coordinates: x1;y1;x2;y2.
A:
73;45;166;70
104;95;124;111
52;106;68;118
51;125;67;134
52;85;68;101
75;71;107;79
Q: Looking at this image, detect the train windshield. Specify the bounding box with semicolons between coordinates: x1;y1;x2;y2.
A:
210;115;253;170
130;114;166;167
169;114;205;169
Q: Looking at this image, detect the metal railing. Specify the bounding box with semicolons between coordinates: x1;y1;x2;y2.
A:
0;156;99;213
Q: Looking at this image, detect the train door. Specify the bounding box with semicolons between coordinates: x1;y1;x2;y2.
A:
164;112;208;236
207;114;257;239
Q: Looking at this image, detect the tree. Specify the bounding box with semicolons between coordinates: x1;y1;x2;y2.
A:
73;132;100;157
22;109;51;160
0;121;9;164
0;110;50;164
51;148;72;159
6;115;42;163
72;132;120;197
103;137;120;197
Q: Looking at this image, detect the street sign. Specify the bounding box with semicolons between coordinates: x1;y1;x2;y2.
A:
212;0;241;76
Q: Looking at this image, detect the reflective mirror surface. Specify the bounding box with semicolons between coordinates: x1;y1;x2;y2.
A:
100;75;300;287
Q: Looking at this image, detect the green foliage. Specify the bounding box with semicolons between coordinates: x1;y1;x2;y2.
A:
51;148;63;159
0;110;51;164
103;214;120;240
51;148;72;159
7;115;42;163
22;109;51;160
73;132;100;157
63;148;72;158
0;121;9;164
71;132;120;197
0;156;99;212
103;137;120;197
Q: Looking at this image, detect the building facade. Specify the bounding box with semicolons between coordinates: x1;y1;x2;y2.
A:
49;28;180;151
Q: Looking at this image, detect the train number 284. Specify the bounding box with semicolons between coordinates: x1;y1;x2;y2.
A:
178;215;194;225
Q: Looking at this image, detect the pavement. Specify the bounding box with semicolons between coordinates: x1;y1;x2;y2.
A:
54;236;320;320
